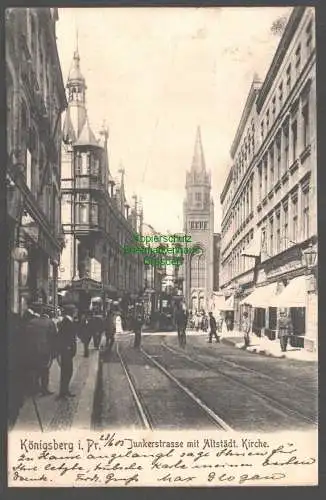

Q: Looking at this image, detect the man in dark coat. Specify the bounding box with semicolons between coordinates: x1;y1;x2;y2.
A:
23;306;57;396
278;311;293;352
242;311;251;348
133;303;144;349
175;302;188;348
104;309;116;356
208;312;220;343
56;304;78;398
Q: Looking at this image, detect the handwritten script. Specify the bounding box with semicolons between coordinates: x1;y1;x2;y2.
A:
8;431;317;487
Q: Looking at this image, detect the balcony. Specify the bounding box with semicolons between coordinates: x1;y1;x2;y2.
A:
75;175;105;192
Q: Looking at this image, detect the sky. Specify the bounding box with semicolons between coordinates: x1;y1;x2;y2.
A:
56;6;292;234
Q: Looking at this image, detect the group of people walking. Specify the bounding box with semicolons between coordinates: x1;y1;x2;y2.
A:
10;300;145;412
174;303;224;347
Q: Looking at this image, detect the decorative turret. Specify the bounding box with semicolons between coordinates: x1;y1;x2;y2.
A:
115;164;127;214
62;39;88;144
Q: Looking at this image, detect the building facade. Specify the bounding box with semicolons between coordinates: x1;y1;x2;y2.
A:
6;8;67;315
220;7;317;351
59;49;144;312
183;127;214;312
213;233;221;292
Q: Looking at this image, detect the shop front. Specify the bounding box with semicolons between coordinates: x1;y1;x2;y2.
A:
9;206;61;316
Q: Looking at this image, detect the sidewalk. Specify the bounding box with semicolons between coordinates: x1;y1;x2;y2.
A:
12;340;100;431
221;331;318;362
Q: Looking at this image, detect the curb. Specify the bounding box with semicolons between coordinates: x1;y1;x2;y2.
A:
221;337;316;361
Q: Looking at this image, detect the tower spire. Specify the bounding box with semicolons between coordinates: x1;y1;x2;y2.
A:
76;27;79;56
191;125;206;173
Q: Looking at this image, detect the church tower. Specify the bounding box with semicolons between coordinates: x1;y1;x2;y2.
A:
183;126;214;311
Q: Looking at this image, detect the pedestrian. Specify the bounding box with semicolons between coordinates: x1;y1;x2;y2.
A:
23;305;57;396
195;312;200;332
79;313;92;357
208;312;220;343
56;304;78;399
278;310;293;352
221;313;228;337
104;309;116;357
89;313;103;350
133;302;144;349
242;311;251;348
175;301;188;348
115;310;123;335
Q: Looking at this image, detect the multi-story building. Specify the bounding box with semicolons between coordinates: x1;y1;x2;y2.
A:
183;127;214;311
6;8;67;315
58;48;144;313
220;7;317;351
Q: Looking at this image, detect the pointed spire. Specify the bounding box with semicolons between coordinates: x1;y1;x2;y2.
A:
191;126;206;173
118;163;125;183
75;116;99;147
67;32;85;85
76;27;79;57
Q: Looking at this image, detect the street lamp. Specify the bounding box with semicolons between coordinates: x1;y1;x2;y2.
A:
302;243;318;270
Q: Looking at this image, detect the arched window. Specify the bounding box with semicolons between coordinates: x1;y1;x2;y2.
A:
198;254;206;288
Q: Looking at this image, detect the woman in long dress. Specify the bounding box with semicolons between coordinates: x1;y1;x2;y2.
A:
115;312;123;335
221;313;228;338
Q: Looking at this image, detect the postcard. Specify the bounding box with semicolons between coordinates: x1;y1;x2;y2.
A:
6;5;318;487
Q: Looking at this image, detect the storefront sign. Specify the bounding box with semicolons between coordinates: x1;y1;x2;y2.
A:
266;259;303;280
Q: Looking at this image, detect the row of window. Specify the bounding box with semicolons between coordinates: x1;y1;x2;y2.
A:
258;88;311;201
222;179;310;280
63;193;134;246
260;18;314;143
230;14;314;196
75;152;102;177
189;220;208;230
221;176;254;249
233;120;255;187
260;179;310;258
222;230;254;283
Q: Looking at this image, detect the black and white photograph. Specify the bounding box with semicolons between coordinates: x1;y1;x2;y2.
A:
6;5;318;487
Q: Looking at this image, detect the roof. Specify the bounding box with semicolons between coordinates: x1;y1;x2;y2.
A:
75;117;101;148
67;49;85;84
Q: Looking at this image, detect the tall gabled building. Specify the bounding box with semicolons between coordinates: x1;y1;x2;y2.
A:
59;47;144;312
183;127;214;311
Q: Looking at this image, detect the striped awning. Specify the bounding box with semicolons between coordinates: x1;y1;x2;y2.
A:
240;282;278;308
270;276;307;308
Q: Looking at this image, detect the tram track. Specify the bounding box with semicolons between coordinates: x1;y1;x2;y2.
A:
176;339;315;398
160;342;317;427
114;342;232;430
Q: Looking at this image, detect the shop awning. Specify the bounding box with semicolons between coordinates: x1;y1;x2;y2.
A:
240;282;278;308
270;276;307;308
